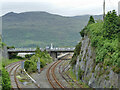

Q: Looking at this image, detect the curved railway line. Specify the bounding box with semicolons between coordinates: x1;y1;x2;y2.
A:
6;61;40;89
46;53;83;89
6;61;22;90
46;60;65;88
59;60;83;88
5;54;84;89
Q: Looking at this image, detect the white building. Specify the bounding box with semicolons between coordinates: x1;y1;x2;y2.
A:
118;1;120;15
50;43;53;49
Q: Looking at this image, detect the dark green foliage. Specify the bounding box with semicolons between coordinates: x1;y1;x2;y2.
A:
80;16;95;38
24;47;52;73
80;29;85;37
9;53;24;59
74;42;82;56
112;66;120;74
72;10;119;74
80;26;87;37
78;67;84;79
7;46;15;49
25;54;34;59
71;42;81;66
2;67;11;90
103;10;120;39
87;16;95;25
35;46;41;56
2;12;102;47
105;76;109;80
92;64;96;73
82;10;120;73
24;60;37;73
106;70;110;75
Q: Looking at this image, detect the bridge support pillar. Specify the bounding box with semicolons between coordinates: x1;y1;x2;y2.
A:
50;51;57;60
8;52;13;59
8;52;17;59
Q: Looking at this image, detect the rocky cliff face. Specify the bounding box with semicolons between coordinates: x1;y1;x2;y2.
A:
0;46;8;59
74;36;119;88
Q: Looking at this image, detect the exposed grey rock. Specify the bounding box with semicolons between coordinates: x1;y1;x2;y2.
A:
2;46;8;59
77;36;119;88
75;56;80;80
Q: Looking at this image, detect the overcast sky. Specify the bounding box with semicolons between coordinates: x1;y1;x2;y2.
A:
0;0;120;16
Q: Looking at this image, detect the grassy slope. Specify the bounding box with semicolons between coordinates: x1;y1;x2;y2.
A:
2;12;102;48
2;58;21;67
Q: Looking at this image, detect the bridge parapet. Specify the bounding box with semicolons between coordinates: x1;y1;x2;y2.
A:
8;47;75;52
7;47;75;60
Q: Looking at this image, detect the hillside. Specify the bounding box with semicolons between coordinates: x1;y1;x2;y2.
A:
2;11;102;48
70;10;120;88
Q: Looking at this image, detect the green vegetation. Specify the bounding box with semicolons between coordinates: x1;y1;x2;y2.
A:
2;12;102;48
80;10;120;73
78;67;84;79
2;67;11;90
70;42;81;66
2;58;21;90
24;47;52;73
80;16;95;38
70;11;120;88
24;60;37;73
87;16;95;25
0;35;6;48
2;58;21;67
1;37;19;90
7;46;15;49
9;53;24;59
25;54;34;59
67;67;89;88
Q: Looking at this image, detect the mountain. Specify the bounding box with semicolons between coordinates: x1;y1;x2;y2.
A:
2;11;102;48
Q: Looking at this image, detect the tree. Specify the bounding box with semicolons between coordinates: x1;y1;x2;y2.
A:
103;10;119;39
87;16;95;25
2;68;11;90
35;46;41;56
80;16;95;37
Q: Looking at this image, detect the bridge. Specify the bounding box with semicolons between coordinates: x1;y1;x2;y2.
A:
7;47;75;60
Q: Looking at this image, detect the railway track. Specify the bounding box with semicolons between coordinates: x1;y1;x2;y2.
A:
7;62;21;90
5;61;22;70
46;60;65;89
60;60;83;88
46;53;82;89
59;60;74;88
6;61;41;89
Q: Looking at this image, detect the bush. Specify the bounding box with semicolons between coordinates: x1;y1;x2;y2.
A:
40;58;46;68
71;42;81;66
25;54;34;59
2;67;11;90
103;10;120;39
87;16;95;25
80;27;86;37
24;47;53;73
24;60;37;73
77;10;120;73
78;67;84;79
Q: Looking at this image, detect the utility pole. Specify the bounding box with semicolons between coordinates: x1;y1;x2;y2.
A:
103;0;105;20
37;58;40;74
